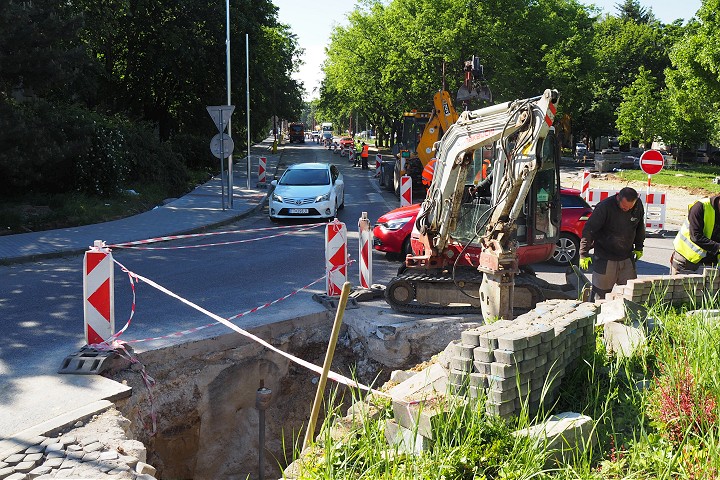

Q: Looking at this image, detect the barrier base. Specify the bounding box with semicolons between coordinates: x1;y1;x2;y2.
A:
349;285;386;302
58;346;117;375
312;293;359;310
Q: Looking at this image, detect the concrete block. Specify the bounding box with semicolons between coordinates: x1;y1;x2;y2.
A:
472;361;492;375
603;320;647;358
460;330;480;347
486;375;517;390
486;399;517;418
450;356;473;373
455;343;475;359
388;363;449;402
513;412;596;467
469;372;488;388
497;332;528;351
523;344;539;360
488;387;518;403
385;419;432;454
392;397;459;440
135;462;157;476
448;369;467;388
493;348;522;364
473;346;494;363
490;362;518;378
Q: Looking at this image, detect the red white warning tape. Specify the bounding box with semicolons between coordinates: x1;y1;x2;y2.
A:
109;223;324;249
109;259;386;396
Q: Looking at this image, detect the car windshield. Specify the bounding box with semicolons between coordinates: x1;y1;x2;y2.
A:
280;168;330;186
290;125;303;132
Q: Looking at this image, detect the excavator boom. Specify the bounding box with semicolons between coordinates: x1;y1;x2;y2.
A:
385;89;564;320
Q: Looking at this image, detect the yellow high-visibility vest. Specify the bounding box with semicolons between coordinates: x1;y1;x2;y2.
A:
673;198;715;263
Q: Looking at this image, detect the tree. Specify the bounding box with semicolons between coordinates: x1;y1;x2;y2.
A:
615;67;662;146
664;0;720;148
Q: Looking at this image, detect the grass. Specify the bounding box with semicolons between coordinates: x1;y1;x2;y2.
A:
0;170;212;235
285;291;720;479
608;163;720;195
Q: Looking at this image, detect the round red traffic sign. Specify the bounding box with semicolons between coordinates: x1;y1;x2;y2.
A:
639;149;664;175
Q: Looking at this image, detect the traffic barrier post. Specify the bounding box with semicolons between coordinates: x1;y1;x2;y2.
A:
83;240;115;345
358;212;373;288
325;219;348;296
581;169;590;200
400;175;412;207
258;156;267;184
586;188;666;230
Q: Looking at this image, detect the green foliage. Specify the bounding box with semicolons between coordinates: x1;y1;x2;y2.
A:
611;164;720;194
616;67;663;146
287;294;720;479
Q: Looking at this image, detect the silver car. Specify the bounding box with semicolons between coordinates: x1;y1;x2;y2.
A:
269;163;345;220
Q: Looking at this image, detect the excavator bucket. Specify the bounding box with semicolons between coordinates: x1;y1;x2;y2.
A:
456;85;477;102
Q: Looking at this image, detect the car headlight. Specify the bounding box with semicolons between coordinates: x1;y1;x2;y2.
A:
383;216;413;230
315;193;330;202
272;193;284;203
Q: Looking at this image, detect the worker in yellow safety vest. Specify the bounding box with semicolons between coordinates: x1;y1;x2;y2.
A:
671;196;720;274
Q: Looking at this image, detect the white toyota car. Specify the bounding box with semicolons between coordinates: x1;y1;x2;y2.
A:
269;163;345;220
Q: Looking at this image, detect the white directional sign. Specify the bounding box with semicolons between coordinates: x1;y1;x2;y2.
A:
210;133;234;159
206;105;235;132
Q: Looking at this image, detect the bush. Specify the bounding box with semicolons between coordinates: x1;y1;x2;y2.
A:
0;98;190;198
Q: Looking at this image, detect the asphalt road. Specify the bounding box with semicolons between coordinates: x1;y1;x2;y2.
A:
0;143;677;439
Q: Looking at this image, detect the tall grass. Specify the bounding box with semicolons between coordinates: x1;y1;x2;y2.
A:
285;293;720;479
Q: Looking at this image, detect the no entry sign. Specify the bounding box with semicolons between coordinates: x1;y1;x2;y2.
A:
639;149;664;175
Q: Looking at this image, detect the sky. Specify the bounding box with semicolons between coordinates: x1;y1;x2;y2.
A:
271;0;704;100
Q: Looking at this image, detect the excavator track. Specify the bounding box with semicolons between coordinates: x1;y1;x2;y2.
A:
384;270;563;316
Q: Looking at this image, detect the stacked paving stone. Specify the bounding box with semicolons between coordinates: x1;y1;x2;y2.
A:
0;432;157;480
447;299;598;418
605;269;720;305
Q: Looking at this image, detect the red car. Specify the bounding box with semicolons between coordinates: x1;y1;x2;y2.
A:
373;187;592;266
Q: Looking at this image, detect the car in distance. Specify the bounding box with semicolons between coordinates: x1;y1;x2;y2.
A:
339;137;355;148
269;163;345;220
373;188;592;266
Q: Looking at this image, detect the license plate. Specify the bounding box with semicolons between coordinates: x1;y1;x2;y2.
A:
289;208;309;214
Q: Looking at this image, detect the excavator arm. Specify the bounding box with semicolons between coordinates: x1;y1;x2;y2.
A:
415;88;559;319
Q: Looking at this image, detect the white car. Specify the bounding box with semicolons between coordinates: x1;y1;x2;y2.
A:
269;163;345;220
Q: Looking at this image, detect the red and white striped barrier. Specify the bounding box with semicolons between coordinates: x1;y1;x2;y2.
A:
325;219;348;296
400;175;412;207
581;169;590;200
375;154;382;170
258;156;267;184
358;212;373;288
84;240;115;345
585;189;666;230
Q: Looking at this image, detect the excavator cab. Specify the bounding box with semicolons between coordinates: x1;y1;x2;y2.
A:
427;131;561;265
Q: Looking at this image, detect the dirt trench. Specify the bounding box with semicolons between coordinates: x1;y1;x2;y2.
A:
110;311;394;480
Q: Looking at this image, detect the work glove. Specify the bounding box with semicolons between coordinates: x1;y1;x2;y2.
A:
579;256;592;270
633;250;643;261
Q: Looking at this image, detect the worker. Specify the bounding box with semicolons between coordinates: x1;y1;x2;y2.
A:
421;158;437;188
579;187;645;300
670;195;720;274
360;142;370;170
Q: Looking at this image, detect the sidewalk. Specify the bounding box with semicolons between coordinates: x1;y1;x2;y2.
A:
0;138;282;450
0;138;281;265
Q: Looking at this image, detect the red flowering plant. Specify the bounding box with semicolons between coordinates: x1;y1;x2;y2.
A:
649;360;718;446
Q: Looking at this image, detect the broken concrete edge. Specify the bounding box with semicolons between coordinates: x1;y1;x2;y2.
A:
0;400;116;460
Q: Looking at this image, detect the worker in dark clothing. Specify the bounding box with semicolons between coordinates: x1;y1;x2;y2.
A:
671;195;720;274
579;187;645;300
360;142;370;170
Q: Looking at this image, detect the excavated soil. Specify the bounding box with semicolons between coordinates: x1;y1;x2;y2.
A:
107;315;395;480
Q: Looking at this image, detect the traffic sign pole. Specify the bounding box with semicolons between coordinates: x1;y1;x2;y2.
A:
219;109;226;210
639;149;665;227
